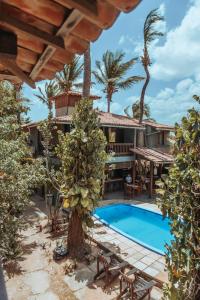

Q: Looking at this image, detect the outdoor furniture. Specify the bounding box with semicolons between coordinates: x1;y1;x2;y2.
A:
124;183;142;199
124;183;133;199
105;178;124;193
94;252;128;289
117;269;156;300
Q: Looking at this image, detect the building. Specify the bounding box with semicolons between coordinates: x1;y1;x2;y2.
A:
26;92;174;197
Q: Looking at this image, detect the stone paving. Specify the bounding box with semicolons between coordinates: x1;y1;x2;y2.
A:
91;202;168;286
4;195;165;300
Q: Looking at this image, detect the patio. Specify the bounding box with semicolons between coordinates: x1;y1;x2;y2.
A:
2;197;164;300
4;195;164;300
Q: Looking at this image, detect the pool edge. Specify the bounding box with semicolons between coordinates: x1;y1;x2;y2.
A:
93;203;167;256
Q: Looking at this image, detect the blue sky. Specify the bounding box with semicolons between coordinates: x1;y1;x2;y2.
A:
25;0;200;125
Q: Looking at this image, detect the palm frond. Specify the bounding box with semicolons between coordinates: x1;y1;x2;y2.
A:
144;8;164;46
92;70;106;85
56;56;83;92
124;105;132;118
117;76;144;90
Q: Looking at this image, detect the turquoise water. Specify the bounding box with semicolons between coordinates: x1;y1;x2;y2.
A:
94;204;172;255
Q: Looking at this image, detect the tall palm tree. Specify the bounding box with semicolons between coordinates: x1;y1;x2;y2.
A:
35;80;59;117
83;43;91;98
124;100;151;120
93;50;143;113
56;56;84;93
139;8;164;123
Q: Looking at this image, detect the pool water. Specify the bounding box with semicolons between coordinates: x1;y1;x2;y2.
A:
93;204;172;255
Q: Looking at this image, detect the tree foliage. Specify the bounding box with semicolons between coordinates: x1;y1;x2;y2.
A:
56;56;83;93
124;100;151;120
56;99;107;258
0;81;45;260
35;81;59;117
93;50;143;113
157;96;200;300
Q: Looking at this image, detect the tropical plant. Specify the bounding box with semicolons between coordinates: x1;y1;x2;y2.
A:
0;81;45;260
35;80;59;118
38;118;61;232
157;96;200;300
56;99;107;258
124;100;151;120
10;83;31;123
139;8;164;123
93;50;143;113
56;56;83;93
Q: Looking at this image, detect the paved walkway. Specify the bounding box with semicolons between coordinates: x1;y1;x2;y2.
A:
5;198;76;300
5;195;164;300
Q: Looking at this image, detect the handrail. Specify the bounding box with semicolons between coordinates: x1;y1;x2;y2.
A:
106;143;134;155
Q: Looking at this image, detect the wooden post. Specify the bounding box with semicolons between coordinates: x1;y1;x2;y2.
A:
134;128;137;148
132;160;136;185
149;161;154;198
159;164;163;176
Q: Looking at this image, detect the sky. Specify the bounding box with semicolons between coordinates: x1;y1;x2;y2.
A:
24;0;200;125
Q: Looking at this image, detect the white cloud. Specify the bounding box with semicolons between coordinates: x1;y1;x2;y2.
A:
120;3;166;57
158;3;165;15
151;0;200;81
94;77;200;125
118;35;125;45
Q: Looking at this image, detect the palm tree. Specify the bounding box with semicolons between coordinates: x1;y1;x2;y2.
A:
93;50;143;113
124;100;151;120
35;80;59;117
139;8;164;123
83;43;91;98
56;56;84;93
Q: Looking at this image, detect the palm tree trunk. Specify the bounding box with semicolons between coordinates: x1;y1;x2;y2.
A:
107;93;112;113
139;49;150;124
83;43;91;98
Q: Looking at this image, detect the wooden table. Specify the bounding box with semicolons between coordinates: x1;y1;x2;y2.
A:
104;178;124;193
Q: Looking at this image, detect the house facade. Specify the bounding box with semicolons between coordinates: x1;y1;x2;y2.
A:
26;92;174;195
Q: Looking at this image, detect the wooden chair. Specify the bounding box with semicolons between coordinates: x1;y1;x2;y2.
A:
94;252;128;289
124;183;133;199
117;269;156;300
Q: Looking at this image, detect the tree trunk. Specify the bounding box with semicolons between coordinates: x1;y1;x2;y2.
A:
139;49;150;124
83;43;91;98
107;94;111;113
67;209;85;258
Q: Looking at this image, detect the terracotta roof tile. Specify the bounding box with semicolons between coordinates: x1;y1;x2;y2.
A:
130;147;174;163
143;120;175;131
54;111;144;128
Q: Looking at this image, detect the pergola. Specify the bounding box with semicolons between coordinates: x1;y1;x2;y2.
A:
0;0;142;88
130;147;174;198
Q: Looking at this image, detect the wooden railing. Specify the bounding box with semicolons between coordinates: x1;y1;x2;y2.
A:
106;143;134;155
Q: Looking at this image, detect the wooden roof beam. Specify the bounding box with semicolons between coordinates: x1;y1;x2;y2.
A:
55;0;119;29
0;71;19;81
0;58;35;88
54;0;98;17
0;14;66;52
30;9;83;81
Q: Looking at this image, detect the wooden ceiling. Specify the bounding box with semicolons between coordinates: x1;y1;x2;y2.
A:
0;0;141;88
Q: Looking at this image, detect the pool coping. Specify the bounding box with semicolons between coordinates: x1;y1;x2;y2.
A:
93;203;168;256
91;203;168;286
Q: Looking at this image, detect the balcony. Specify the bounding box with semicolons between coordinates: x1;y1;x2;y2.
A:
106;143;135;155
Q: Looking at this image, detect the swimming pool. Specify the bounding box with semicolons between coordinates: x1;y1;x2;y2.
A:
93;204;172;255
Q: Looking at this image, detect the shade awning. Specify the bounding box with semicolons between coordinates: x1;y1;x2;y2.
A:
130;147;174;164
0;0;142;88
